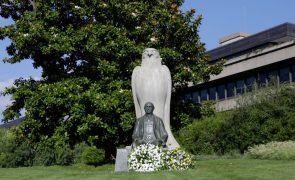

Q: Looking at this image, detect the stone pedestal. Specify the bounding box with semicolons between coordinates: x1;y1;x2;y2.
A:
114;146;131;172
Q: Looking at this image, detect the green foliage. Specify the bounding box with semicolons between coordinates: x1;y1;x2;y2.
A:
216;85;295;154
246;141;295;160
0;128;34;167
33;138;74;166
171;100;202;130
33;127;74;166
82;146;105;166
0;0;223;159
200;101;216;117
177;112;228;154
73;142;90;164
33;144;56;166
171;99;216;132
0;128;102;167
177;84;295;155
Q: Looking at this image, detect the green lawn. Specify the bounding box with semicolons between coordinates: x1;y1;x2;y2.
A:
0;159;294;180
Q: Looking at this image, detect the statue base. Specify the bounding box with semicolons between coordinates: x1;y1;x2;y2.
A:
114;146;131;172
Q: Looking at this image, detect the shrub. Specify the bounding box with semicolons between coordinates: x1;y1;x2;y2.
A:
33;145;74;166
55;146;74;165
0;127;104;167
33;134;74;166
177;84;295;155
216;85;295;154
73;142;89;164
200;101;216;118
171;100;202;130
171;100;216;131
177;111;229;154
33;146;56;166
82;146;105;166
0;128;34;167
246;141;295;160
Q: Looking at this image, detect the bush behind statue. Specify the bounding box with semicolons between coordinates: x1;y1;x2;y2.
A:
177;112;228;155
216;85;295;154
177;84;295;155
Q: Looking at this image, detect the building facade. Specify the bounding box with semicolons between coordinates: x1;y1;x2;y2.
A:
183;23;295;111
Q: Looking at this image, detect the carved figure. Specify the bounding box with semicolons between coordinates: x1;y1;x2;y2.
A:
132;48;180;149
132;102;168;148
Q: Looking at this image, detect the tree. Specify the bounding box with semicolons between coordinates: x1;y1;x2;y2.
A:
0;0;223;157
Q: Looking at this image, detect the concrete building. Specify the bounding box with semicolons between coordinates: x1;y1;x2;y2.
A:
183;22;295;111
0;117;25;128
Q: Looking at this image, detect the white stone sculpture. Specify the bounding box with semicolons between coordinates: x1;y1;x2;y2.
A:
131;48;180;149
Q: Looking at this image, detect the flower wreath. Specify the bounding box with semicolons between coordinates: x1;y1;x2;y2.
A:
162;148;194;170
128;144;164;172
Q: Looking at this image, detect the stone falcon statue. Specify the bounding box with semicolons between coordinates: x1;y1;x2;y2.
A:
131;48;180;149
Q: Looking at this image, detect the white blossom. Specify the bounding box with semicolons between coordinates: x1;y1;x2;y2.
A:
150;37;157;42
74;5;81;9
128;144;193;172
128;144;164;172
131;12;137;17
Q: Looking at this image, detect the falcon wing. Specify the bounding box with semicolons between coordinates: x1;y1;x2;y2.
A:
131;66;141;118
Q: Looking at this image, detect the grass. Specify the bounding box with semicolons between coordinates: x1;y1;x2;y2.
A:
0;158;295;180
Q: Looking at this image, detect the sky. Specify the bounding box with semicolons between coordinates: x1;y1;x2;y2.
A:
1;0;295;121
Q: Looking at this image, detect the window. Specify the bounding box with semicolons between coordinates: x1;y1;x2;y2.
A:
268;70;278;85
226;82;235;98
192;92;200;103
217;84;225;100
292;65;295;82
279;67;290;83
246;76;256;92
200;89;208;102
209;87;216;100
236;80;245;95
258;72;267;86
184;93;192;101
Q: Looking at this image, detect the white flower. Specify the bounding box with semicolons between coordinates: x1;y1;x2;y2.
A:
23;33;29;37
74;5;81;9
150;37;157;42
162;148;194;171
131;12;137;17
128;145;193;172
128;144;164;172
135;26;141;29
